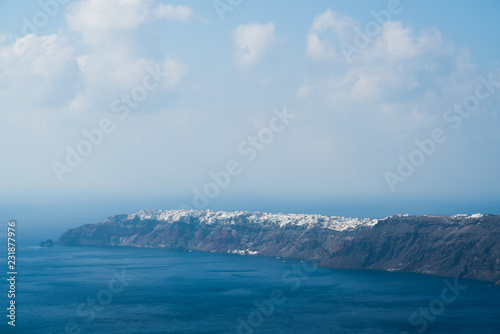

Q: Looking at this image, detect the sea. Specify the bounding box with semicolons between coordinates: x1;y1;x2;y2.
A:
1;244;499;334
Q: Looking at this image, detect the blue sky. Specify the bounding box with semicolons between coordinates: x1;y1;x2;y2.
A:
1;0;499;221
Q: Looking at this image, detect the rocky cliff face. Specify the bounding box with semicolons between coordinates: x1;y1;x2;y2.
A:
57;210;500;283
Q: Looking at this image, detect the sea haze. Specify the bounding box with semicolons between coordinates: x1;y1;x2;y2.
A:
2;245;499;334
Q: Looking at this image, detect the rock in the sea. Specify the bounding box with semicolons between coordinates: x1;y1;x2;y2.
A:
40;239;55;247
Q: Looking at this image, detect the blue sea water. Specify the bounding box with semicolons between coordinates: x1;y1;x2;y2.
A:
1;245;499;334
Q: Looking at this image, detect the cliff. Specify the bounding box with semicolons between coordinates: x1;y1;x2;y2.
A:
57;210;500;283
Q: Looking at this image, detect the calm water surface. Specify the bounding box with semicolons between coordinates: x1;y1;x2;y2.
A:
1;245;499;334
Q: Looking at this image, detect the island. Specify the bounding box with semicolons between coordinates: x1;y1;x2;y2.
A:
57;210;500;284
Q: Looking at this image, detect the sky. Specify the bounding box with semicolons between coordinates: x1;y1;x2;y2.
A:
1;0;500;225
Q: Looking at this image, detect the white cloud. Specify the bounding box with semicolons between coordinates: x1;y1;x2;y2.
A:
305;9;457;65
0;0;191;115
300;10;479;131
67;51;188;113
306;9;356;60
0;34;79;107
233;22;276;67
66;0;193;45
60;0;192;112
291;9;498;191
66;0;151;45
155;4;192;22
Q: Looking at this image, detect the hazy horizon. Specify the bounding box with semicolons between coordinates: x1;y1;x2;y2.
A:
1;0;500;230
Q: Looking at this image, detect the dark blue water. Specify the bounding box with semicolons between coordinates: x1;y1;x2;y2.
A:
1;245;499;334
